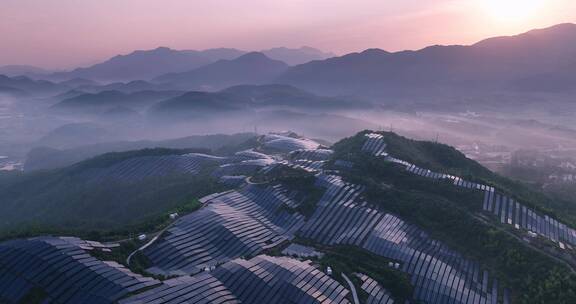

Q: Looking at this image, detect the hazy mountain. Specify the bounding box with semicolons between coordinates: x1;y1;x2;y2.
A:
50;47;246;82
58;78;100;88
51;90;184;114
149;84;371;119
74;79;175;94
153;52;289;90
36;122;111;148
277;23;576;97
514;62;576;92
44;46;335;83
261;46;335;65
0;85;27;97
0;65;53;77
220;84;370;109
149;91;242;118
0;75;65;96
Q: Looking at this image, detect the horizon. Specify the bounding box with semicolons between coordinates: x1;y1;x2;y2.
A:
2;0;575;69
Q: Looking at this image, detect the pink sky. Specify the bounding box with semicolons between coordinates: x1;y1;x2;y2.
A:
1;0;575;69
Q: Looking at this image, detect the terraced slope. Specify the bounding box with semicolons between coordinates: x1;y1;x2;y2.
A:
1;130;575;304
143;185;305;276
298;173;501;304
128;133;509;303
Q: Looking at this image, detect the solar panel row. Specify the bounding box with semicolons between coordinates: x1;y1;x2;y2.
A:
363;133;575;250
361;133;388;157
290;149;334;161
301;173;497;304
143;185;305;276
355;273;394;304
120;255;351;304
79;153;227;183
0;237;159;304
299;175;381;246
483;191;576;248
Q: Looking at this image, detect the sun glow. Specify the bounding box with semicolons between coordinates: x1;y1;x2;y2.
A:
479;0;545;22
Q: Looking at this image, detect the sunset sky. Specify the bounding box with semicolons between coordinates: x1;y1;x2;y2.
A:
1;0;575;69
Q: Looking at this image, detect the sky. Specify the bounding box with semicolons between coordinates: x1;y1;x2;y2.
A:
1;0;575;70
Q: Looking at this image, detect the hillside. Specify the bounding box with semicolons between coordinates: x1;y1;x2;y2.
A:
0;148;228;238
1;131;575;303
24;133;257;171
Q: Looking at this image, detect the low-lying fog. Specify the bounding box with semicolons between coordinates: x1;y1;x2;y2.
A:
3;87;576;182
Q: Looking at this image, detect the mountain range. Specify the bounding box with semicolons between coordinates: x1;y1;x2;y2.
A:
153;52;289;90
42;46;334;82
51;90;184;114
148;84;372;119
0;65;53;77
3;23;576;101
277;23;576;97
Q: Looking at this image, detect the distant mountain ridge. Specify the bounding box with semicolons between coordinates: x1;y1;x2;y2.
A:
50;47;243;82
149;84;371;119
153;52;289;90
277;23;576;97
44;46;334;82
262;47;335;65
0;65;53;77
51;90;184;114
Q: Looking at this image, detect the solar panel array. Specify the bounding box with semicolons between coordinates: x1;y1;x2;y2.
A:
0;236;159;304
219;175;247;187
143;185;305;276
362;133;388;156
290;149;334;161
79;153;227;183
301;174;499;304
299;175;382;246
483;191;576;248
363;133;575;250
232;149;274;161
363;213;501;304
212;159;276;177
121;255;351;304
261;134;321;153
355;273;394;304
0;133;552;304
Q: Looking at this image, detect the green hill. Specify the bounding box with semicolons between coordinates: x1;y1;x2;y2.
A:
331;131;576;303
0;148;227;240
